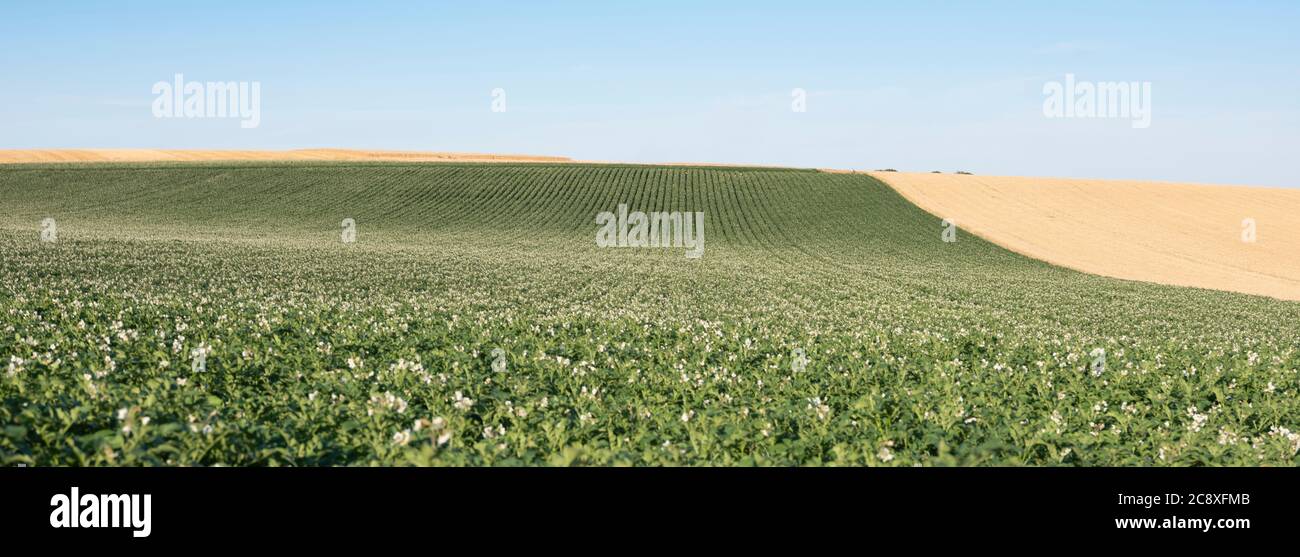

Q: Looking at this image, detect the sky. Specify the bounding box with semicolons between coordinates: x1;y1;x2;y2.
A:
1;0;1297;186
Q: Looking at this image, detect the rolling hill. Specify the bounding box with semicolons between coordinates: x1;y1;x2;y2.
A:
874;172;1300;301
1;161;1298;466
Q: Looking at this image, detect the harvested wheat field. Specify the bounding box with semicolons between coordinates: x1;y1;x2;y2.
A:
871;172;1300;301
0;148;572;164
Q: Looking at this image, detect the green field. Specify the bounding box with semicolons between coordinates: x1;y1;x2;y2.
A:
2;162;1298;466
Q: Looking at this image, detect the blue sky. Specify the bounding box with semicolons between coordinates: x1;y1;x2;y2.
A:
2;0;1297;185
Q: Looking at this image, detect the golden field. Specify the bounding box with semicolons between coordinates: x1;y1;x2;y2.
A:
0;149;571;164
871;172;1300;301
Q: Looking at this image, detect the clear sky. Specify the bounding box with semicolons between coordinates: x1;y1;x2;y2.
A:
2;0;1297;186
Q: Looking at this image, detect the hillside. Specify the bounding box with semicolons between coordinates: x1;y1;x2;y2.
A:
873;172;1300;301
2;162;1298;466
0;149;572;164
